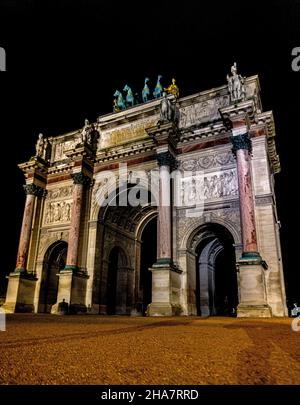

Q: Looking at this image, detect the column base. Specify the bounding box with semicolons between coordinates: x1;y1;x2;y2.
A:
239;252;268;269
153;258;173;266
62;265;79;272
237;304;272;318
13;267;27;274
152;259;182;273
3;271;37;313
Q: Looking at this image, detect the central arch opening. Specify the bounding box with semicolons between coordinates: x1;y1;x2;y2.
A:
97;184;158;316
195;224;238;317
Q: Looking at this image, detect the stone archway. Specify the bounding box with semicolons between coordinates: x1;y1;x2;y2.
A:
187;223;238;316
94;184;158;315
106;246;129;315
38;241;68;313
138;215;157;315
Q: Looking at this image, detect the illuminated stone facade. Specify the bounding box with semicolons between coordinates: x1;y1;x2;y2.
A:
4;74;287;317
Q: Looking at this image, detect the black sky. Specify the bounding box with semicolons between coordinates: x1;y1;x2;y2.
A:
0;0;299;301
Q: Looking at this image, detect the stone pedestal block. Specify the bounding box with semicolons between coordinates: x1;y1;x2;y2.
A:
147;265;182;316
51;270;88;314
3;272;37;313
53;270;73;310
237;261;272;318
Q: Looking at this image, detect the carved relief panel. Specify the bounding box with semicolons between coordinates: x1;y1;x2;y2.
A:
179;96;230;128
180;168;238;206
180;150;235;171
53;135;81;161
43;186;73;225
203;169;238;200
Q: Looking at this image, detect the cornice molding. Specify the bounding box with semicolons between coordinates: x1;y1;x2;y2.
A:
95;139;155;164
253;111;280;174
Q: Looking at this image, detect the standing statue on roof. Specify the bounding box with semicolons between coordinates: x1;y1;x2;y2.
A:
158;91;176;124
165;78;180;100
226;62;246;102
35;133;44;157
35;133;51;162
43;137;51;161
81;119;91;144
81;118;99;150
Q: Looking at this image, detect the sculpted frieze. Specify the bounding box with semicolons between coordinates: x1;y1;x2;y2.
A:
179;96;230;129
180;168;238;206
46;185;73;200
44;200;72;225
53;136;81;161
180;150;235;171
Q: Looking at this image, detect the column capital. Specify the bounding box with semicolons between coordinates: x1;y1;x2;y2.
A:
23;184;45;197
230;132;252;156
156;151;177;168
71;172;92;186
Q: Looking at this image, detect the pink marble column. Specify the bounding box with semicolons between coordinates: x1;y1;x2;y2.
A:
15;184;43;272
64;172;90;271
159;165;172;259
236;148;258;253
156;152;174;264
231;130;258;254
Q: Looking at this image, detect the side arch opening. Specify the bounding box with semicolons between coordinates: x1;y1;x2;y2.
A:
188;223;238;316
38;241;68;313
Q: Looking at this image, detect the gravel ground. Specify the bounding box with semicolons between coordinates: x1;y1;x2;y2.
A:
0;315;300;385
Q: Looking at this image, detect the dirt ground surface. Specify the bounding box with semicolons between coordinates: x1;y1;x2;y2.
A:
1;315;300;385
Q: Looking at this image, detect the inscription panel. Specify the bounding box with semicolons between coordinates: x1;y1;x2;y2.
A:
99;116;158;149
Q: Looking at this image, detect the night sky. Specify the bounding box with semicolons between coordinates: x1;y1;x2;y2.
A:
0;0;299;303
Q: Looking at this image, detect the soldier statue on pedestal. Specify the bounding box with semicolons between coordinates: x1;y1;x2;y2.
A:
226;62;246;102
80;119;99;151
35;133;44;157
35;133;51;162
